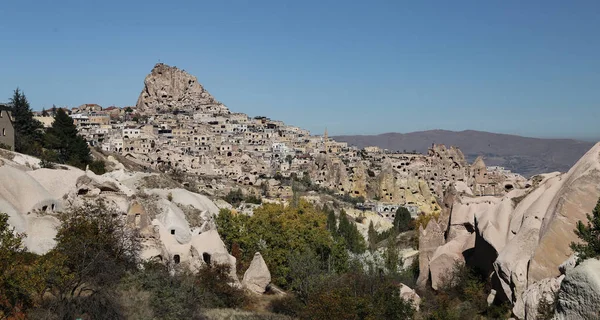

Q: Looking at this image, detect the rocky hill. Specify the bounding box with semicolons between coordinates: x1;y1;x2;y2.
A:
333;130;595;177
136;63;230;115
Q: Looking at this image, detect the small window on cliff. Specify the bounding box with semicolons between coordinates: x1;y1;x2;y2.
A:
174;254;180;264
171;229;175;235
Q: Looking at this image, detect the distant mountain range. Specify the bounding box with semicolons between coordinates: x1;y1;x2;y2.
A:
333;130;596;177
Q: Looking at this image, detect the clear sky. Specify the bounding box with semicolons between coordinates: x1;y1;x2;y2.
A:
1;0;599;139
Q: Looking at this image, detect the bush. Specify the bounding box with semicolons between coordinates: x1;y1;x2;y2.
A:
244;194;262;205
195;263;247;309
224;189;244;207
89;160;106;175
419;261;508;319
268;295;304;318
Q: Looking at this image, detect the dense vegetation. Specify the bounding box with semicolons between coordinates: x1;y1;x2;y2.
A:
0;202;248;319
217;200;417;319
223;188;262;207
8;89;103;173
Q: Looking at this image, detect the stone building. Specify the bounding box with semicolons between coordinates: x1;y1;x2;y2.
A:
0;103;15;151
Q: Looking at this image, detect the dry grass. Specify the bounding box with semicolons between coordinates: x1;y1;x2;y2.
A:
202;308;293;320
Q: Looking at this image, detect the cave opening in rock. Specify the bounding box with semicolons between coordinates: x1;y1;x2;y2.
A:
174;254;180;264
202;252;211;265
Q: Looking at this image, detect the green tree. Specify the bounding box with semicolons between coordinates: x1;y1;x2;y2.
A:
10;88;44;156
49;201;140;303
337;210;366;254
217;201;333;288
368;221;378;250
44;108;91;168
394;207;413;232
570;197;600;263
89;160;106;175
223;189;244;207
0;212;32;317
326;207;337;235
384;235;401;274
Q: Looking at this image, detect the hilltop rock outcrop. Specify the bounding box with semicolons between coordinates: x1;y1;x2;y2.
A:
136;63;230;115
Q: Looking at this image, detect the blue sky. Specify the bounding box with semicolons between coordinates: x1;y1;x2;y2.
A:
1;0;599;139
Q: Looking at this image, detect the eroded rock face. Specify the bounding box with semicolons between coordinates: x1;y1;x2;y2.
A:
417;143;600;319
529;146;600;283
417;186;454;288
242;252;271;294
554;259;600;320
522;276;563;320
136;63;230;115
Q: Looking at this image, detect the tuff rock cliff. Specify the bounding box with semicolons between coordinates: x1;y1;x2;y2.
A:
418;142;600;319
136;63;230;115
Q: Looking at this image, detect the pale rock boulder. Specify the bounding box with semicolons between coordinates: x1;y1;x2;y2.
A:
522;276;563;320
554;259;600;320
558;255;577;275
429;233;475;290
487;289;497;306
400;284;421;311
242;252;271;294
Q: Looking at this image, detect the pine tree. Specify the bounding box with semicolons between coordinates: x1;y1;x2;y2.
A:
570;197;600;263
384;235;401;275
9;88;44;156
337;210;366;254
368;221;378;250
45;108;91;168
393;207;413;233
326;206;337;235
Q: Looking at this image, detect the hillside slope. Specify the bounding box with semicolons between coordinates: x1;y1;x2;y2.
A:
333;130;594;177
